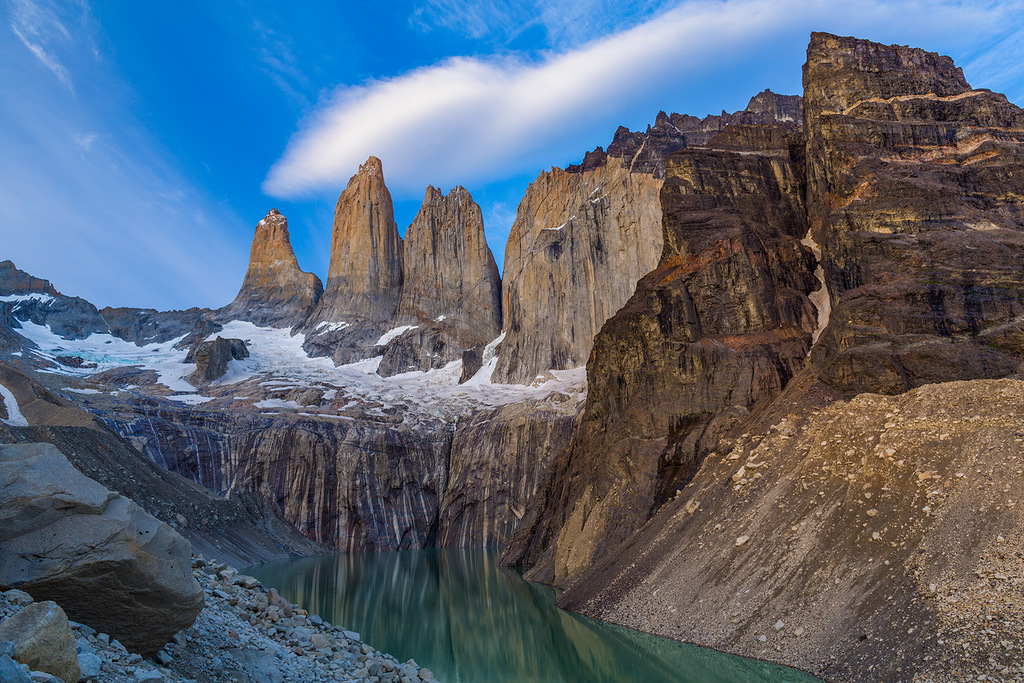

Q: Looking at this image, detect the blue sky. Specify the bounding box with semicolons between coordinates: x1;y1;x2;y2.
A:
3;0;1023;311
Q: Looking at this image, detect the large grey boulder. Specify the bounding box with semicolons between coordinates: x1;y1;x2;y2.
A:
0;601;80;683
0;443;204;655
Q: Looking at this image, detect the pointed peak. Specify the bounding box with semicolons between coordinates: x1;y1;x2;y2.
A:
360;156;384;175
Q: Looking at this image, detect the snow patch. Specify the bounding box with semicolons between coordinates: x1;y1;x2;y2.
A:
255;398;303;411
375;325;417;347
434;315;447;322
801;230;831;349
10;318;587;424
12;321;196;392
461;332;506;387
167;394;215;405
0;382;28;426
0;293;54;305
64;387;102;395
315;321;352;333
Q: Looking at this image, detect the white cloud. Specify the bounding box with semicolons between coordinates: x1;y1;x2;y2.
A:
72;131;98;150
8;0;77;89
265;0;1023;200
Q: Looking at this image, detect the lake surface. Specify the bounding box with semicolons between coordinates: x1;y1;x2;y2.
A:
248;549;821;683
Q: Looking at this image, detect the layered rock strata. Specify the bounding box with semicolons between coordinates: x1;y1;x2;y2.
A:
569;90;802;178
497;92;803;386
504;123;818;582
216;209;323;327
803;32;1024;394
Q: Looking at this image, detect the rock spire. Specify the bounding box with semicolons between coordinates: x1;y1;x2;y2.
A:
217;209;323;327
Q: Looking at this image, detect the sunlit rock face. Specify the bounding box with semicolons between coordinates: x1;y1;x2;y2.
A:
217;209;323;328
496;92;805;386
378;185;503;377
587;89;802;178
301;157;406;364
494;157;664;384
503;122;817;583
803;32;1024;395
319;156;404;325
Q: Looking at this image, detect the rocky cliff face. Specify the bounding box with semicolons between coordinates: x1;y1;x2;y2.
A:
495;157;664;384
438;396;579;547
569;90;802;178
312;157;403;324
496;91;804;386
0;260;109;341
501;32;1024;683
378;186;502;376
803;32;1024;395
504;123;818;582
216;209;323;328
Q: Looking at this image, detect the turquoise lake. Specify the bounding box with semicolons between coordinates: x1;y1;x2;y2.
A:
247;549;822;683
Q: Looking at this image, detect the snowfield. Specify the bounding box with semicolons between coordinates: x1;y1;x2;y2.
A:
10;320;586;419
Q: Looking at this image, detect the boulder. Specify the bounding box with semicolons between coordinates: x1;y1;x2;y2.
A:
0;601;80;683
0;443;204;655
185;336;249;384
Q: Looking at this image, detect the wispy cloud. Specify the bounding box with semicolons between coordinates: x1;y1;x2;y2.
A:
266;0;1023;199
8;0;79;89
251;20;310;108
1;0;248;309
410;0;678;48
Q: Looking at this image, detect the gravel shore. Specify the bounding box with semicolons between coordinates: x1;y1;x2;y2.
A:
1;555;437;683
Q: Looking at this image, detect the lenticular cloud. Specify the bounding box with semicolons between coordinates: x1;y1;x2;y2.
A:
262;0;1018;198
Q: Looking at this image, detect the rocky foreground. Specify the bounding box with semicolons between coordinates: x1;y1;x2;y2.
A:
1;556;437;683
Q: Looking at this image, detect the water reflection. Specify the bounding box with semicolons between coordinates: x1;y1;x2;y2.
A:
248;549;820;683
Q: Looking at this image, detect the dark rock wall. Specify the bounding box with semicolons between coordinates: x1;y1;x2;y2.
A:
803;32;1024;395
503;123;817;582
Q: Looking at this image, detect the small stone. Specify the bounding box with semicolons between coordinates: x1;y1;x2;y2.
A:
758;635;767;643
0;642;13;657
0;601;80;683
735;535;750;547
419;668;435;681
866;509;878;517
774;620;784;631
154;650;172;666
3;590;34;607
78;652;102;679
0;654;31;683
134;668;165;682
871;532;882;541
793;628;804;637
